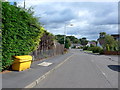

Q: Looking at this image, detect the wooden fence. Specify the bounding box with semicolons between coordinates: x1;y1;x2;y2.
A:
31;42;64;61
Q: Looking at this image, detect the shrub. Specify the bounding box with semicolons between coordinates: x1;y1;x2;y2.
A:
90;44;95;47
72;46;76;49
78;46;83;49
92;47;103;53
87;47;94;51
83;46;89;50
2;3;44;70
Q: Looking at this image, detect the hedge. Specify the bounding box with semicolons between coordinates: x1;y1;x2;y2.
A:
2;2;44;70
83;46;89;50
92;47;103;53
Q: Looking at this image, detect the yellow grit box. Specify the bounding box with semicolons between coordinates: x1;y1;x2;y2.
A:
12;55;32;71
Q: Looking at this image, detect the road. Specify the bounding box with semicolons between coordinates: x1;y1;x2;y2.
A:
33;49;119;88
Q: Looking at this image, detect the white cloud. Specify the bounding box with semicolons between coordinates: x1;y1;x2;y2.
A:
8;1;118;40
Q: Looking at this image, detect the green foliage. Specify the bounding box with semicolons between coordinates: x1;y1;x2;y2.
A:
38;30;55;50
55;35;71;49
56;36;64;44
84;46;103;54
106;44;110;51
99;33;118;51
66;36;80;44
87;47;94;51
99;32;106;36
83;46;89;50
2;2;44;70
90;44;95;47
92;47;103;53
72;45;76;49
65;38;71;49
115;41;120;51
79;37;88;46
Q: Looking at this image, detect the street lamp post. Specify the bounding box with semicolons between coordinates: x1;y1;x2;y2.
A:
24;0;25;9
64;23;73;48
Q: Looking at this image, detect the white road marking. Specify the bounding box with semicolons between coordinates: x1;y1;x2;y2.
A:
102;72;106;76
38;62;53;66
91;60;113;88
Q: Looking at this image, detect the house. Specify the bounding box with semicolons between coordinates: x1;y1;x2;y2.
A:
97;38;105;48
111;34;120;41
86;41;96;47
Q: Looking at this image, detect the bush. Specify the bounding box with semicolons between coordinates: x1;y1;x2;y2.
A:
72;46;76;49
2;3;44;70
78;46;83;49
83;46;89;50
92;47;103;53
87;47;94;51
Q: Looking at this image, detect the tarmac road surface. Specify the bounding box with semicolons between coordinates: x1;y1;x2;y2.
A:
34;49;119;88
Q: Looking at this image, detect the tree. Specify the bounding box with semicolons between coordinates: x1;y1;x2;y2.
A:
104;35;117;51
99;32;106;38
55;35;71;48
65;38;71;49
38;30;55;51
98;32;118;51
55;35;64;44
79;37;88;46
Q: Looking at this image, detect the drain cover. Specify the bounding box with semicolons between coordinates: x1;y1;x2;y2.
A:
38;62;53;66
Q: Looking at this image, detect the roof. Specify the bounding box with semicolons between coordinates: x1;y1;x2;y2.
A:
88;41;96;45
111;34;120;37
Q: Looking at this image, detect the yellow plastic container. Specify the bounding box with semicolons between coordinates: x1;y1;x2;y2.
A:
12;55;32;71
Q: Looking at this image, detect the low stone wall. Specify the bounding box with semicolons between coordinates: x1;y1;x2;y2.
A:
103;51;120;55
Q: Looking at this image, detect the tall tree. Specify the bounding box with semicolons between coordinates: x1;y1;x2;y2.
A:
79;37;88;46
98;32;118;51
65;38;71;49
99;32;106;38
104;35;117;51
55;35;71;48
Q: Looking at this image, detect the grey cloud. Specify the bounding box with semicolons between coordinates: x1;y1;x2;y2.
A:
67;24;118;40
24;2;118;40
91;11;118;25
39;8;77;26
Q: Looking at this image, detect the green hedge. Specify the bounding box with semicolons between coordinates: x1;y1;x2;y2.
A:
2;2;44;70
83;46;89;50
87;47;94;51
84;46;103;54
92;47;103;53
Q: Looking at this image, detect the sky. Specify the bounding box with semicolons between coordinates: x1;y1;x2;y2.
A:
8;0;118;40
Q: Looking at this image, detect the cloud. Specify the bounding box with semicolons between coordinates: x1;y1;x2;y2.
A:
7;1;118;40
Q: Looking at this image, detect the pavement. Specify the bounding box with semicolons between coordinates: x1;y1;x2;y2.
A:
2;52;73;88
2;49;119;89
